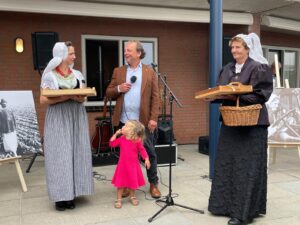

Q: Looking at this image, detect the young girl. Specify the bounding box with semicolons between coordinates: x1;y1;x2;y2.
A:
110;120;151;209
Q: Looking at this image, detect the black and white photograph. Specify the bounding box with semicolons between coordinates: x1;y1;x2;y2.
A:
0;91;42;159
266;88;300;144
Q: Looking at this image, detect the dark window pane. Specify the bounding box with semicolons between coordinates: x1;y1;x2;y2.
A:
85;40;119;101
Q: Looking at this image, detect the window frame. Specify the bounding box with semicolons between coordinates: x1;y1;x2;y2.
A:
263;45;300;87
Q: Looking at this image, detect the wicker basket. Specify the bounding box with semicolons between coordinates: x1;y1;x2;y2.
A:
220;96;262;126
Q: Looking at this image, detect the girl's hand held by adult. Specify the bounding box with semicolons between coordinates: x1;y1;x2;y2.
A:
145;158;151;169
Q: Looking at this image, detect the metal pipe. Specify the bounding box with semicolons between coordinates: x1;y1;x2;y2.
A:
208;0;223;179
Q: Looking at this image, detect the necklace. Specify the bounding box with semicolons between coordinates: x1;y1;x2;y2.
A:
55;67;72;77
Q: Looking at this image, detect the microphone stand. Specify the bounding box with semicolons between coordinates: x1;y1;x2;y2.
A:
159;73;184;161
148;65;204;223
162;74;167;115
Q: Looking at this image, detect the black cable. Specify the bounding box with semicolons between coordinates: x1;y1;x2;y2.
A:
136;189;157;201
157;167;168;188
92;113;182;204
135;187;179;204
93;164;180;203
93;171;111;182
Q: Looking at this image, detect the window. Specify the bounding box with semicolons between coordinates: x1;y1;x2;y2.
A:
223;37;234;66
263;46;300;88
284;51;297;87
81;35;158;109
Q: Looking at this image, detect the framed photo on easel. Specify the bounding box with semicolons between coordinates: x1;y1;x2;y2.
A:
0;91;42;160
266;88;300;168
266;88;300;144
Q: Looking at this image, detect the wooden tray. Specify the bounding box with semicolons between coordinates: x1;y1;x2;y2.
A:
195;82;253;99
41;87;97;97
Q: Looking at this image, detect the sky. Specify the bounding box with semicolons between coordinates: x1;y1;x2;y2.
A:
0;91;36;108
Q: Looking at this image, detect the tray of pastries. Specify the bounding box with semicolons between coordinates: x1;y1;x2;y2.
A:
41;87;97;97
195;82;253;99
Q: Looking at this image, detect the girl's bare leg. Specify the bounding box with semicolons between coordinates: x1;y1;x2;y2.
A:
129;189;139;206
114;188;123;208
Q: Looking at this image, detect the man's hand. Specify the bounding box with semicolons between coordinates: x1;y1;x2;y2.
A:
119;83;132;93
148;120;157;133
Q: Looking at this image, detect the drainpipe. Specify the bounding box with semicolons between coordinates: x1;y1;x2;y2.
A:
209;0;223;179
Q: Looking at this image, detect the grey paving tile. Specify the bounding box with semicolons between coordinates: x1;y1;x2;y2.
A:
265;196;300;219
0;215;21;225
134;211;194;225
21;196;52;215
267;183;295;199
183;211;228;225
22;211;81;225
0;163;21;180
0;199;20;218
0;182;21;201
282;168;300;179
21;185;48;199
22;174;46;187
274;180;300;195
268;171;299;183
72;204;131;225
256;215;300;225
83;217;138;225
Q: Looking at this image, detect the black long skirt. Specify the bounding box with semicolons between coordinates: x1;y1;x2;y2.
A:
208;124;268;221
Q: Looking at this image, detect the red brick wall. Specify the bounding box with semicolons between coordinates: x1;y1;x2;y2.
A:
0;11;249;144
261;31;300;48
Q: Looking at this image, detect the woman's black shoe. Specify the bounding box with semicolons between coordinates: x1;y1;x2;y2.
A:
55;201;66;211
65;200;76;209
228;218;243;225
228;217;252;225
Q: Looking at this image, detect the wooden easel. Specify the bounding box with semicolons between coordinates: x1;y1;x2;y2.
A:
269;53;297;169
0;156;28;192
268;142;300;166
267;54;299;170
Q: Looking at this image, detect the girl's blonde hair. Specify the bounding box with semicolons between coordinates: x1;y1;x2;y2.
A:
126;120;145;141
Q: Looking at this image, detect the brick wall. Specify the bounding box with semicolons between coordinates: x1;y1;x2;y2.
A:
0;11;255;144
261;31;300;48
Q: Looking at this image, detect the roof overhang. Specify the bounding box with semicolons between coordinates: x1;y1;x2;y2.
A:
0;0;252;25
262;15;300;33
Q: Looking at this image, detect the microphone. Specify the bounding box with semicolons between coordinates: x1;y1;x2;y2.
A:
130;75;137;83
151;63;158;69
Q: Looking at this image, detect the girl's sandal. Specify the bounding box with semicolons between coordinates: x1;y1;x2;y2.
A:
114;199;122;209
129;196;139;206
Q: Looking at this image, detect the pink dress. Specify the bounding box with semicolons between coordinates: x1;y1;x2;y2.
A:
110;136;149;190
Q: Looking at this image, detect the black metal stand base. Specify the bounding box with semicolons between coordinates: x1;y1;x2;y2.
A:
148;196;204;222
177;156;184;161
26;152;43;173
149;66;204;223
